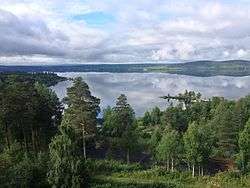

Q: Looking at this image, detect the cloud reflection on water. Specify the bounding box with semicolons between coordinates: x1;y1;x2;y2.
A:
51;73;250;116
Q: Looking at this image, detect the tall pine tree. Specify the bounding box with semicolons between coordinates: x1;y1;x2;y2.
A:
112;94;137;163
64;77;100;159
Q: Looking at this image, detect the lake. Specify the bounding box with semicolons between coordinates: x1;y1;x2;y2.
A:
51;72;250;116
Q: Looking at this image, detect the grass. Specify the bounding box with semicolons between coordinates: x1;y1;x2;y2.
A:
145;67;183;73
89;160;250;188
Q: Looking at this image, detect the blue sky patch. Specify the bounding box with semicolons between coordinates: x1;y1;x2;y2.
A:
73;11;115;26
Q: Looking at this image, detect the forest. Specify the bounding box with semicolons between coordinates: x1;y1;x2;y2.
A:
2;60;250;77
0;73;250;188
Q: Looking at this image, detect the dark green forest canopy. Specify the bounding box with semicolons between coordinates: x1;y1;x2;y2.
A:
0;72;67;87
0;75;250;188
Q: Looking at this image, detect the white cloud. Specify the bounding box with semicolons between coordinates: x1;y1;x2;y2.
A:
1;0;250;64
152;47;172;61
152;41;194;61
237;49;248;58
200;2;223;19
223;51;229;57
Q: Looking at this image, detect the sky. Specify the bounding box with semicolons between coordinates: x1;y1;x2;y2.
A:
1;0;250;65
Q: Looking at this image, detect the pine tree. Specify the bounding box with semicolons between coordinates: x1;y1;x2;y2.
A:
112;94;137;163
150;107;161;126
142;111;151;127
161;106;188;132
0;77;62;153
64;77;100;159
209;100;238;157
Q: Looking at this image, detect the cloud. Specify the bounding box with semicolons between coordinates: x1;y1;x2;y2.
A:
1;0;250;64
0;8;67;56
237;49;249;58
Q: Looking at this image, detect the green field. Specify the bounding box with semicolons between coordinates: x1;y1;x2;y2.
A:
145;60;250;76
89;160;250;188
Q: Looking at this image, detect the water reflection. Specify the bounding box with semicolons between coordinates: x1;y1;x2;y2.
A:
51;72;250;116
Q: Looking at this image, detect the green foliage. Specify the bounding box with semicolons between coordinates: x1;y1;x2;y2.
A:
91;166;250;188
112;94;135;137
64;77;100;132
161;90;202;110
0;72;67;87
208;100;238;157
140;107;162;127
63;77;100;159
0;143;49;187
102;106;116;136
0;77;62;152
8;153;49;187
161;106;188;132
188;100;212;123
156;130;182;167
91;177;176;188
207;171;250;188
149;127;162;157
91;167;187;187
103;94;139;163
2;73;250;187
183;122;201;165
86;159;143;174
48;124;87;188
184;121;215;176
146;60;250;76
232;95;250;131
238;119;250;172
150;107;162;126
142;111;151;127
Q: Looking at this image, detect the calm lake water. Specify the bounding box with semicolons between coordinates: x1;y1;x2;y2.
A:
51;72;250;116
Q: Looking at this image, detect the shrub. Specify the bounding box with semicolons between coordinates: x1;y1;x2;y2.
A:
205;171;250;188
0;144;49;187
86;159;143;174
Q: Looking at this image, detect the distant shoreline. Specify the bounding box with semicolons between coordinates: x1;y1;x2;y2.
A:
1;60;250;77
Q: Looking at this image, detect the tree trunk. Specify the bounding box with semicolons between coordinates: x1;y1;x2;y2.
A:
242;152;245;172
171;157;174;172
198;165;200;176
5;125;10;149
201;166;204;176
187;163;190;171
23;128;29;153
167;158;170;171
5;135;10;149
192;164;195;177
82;127;86;159
31;128;37;153
35;129;40;151
126;149;130;164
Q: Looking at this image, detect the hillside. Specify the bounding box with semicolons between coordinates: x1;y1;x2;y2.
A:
146;60;250;76
1;60;250;76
